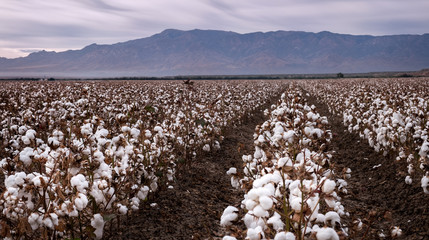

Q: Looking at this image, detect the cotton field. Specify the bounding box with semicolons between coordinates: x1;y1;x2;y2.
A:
1;78;428;239
0;80;286;239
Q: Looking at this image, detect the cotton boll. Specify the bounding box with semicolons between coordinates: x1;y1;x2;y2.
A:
316;227;339;240
130;128;140;139
391;226;402;237
259;195;273;210
144;130;152;138
405;176;412;185
245;199;258;210
267;212;285;231
290;197;303;212
315;213;326;223
253;205;268;217
322;179;336;194
274;231;296;240
254;147;263;159
118;204;128;215
226;167;237;175
278;157;292;168
91;213;105;240
223;237;237;240
74;193;88;211
220;206;239;226
421;175;429;194
203;144;211;152
28;212;42;230
153;126;163;132
70;174;89;193
19;147;35;166
247;226;264;240
325;211;341;227
43;217;54;229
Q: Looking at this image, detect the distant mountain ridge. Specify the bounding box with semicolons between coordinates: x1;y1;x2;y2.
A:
1;29;429;77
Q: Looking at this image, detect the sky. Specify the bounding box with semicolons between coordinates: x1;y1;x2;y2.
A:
1;0;429;59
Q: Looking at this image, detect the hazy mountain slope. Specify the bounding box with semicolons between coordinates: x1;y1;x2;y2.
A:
1;29;428;77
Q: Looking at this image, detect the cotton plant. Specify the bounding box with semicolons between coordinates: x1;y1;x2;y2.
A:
223;87;348;240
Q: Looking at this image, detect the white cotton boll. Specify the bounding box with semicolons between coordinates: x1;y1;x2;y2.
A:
25;129;36;140
91;213;105;240
325;198;336;209
322;179;336;194
154;126;163;132
118;204;128;215
231;177;240;189
220;206;239;226
245;199;258;210
247;226;264;240
203;144;211;152
21;136;31;145
130;128;140;139
325;211;341;227
223;236;237;240
290;197;303;212
267;212;284;231
28;213;42;230
226;167;237;175
243;213;257;228
93;150;105;163
259;195;273;210
14;172;26;186
316;227;339;240
19;147;35;166
278;157;292;168
18;125;28;135
254;147;263;159
121;126;131;133
138;186;149;200
247;189;260;201
70;174;88;193
144;130;152;138
316;213;326;223
421;176;429;194
74;193;88;211
274;231;296;240
253;205;268;217
43;217;54;229
391;226;402;237
405;176;412;185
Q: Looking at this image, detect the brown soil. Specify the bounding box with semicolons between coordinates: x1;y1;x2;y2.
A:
306;94;429;240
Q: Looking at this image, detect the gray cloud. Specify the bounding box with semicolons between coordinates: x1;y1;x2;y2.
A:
1;0;429;58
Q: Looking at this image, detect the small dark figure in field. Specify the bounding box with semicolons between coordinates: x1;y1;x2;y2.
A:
183;78;194;85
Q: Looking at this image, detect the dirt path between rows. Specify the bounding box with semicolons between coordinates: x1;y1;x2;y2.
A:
106;96;279;240
306;94;429;240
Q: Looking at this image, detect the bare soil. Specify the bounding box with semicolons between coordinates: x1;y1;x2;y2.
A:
106;92;429;240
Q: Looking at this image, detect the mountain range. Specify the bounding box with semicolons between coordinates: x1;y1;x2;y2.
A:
1;29;429;77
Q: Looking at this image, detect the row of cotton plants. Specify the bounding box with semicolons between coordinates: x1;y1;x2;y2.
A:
0;80;287;239
222;86;350;240
299;78;429;194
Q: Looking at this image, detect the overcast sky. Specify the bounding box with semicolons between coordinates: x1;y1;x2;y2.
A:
1;0;429;58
